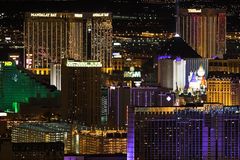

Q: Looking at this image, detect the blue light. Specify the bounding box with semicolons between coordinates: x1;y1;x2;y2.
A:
158;55;171;60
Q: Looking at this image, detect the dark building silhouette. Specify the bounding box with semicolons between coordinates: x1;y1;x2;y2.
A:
61;59;102;127
12;142;64;160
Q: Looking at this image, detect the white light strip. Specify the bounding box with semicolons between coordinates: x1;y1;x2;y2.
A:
66;61;102;67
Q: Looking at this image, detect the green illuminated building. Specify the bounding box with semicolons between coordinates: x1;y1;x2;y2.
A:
0;61;59;113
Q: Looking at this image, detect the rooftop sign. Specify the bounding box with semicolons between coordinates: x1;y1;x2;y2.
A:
124;67;141;78
93;13;109;17
74;14;83;18
31;13;57;17
66;61;102;68
188;9;202;13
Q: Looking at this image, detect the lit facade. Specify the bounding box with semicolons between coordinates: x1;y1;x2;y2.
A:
50;63;61;90
207;75;240;106
11;123;71;154
108;86;130;129
185;58;208;86
158;58;186;90
127;105;240;160
173;58;186;91
177;8;226;58
107;86;175;129
130;87;175;107
76;130;127;155
101;88;108;126
112;57;145;71
0;61;59;112
24;12;112;73
208;59;240;73
158;58;208;95
61;59;102;126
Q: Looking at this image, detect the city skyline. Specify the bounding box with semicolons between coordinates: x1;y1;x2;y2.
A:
0;1;240;160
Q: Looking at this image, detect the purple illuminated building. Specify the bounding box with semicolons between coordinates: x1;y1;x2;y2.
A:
107;86;175;129
127;104;240;160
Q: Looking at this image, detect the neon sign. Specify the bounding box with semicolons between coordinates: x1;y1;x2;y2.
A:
124;71;141;78
124;67;141;78
3;61;13;66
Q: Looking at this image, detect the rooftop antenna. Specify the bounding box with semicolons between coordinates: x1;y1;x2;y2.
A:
175;0;180;36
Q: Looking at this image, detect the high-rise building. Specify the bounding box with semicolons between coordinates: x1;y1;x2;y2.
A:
127;104;240;160
107;86;175;129
50;63;61;90
177;8;226;58
207;73;240;106
208;59;240;73
108;86;130;129
24;12;112;74
61;59;102;127
158;58;186;90
101;87;108;126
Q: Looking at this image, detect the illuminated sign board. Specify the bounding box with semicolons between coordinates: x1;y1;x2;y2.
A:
30;13;57;17
93;13;109;17
66;61;102;67
124;67;141;78
113;42;121;46
112;52;122;58
3;61;13;67
124;71;141;78
188;9;202;13
74;14;83;18
0;112;7;117
134;81;141;87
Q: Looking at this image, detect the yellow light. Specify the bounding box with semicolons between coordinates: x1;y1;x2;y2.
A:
4;61;12;66
188;9;202;13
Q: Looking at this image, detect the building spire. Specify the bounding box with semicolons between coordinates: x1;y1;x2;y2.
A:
175;0;180;35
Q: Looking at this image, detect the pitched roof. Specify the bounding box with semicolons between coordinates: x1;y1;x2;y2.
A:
159;36;201;59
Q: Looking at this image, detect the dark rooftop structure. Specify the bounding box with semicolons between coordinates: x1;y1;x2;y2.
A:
159;35;202;59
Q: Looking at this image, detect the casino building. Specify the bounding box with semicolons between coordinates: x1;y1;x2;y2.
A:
24;12;112;74
127;104;240;160
177;8;226;58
